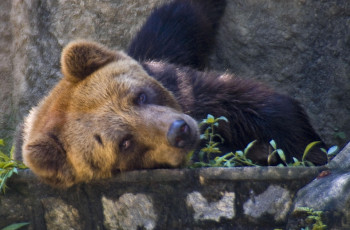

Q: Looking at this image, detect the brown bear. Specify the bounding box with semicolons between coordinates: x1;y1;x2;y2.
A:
19;0;327;188
21;41;200;188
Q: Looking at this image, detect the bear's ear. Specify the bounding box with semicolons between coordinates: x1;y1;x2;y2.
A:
23;133;76;188
61;40;119;83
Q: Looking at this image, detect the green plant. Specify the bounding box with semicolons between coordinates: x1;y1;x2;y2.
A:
188;114;338;168
198;114;228;161
267;139;288;166
188;114;226;167
268;140;324;167
189;115;259;168
0;139;27;193
294;207;327;230
321;145;339;161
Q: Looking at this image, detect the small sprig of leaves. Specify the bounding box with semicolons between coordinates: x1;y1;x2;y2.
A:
0;139;27;193
268;140;321;167
198;114;228;161
321;145;339;161
189;115;259;168
293;207;327;230
189;114;227;167
269;140;338;167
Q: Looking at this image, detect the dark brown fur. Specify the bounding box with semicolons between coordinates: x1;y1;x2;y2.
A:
142;62;328;165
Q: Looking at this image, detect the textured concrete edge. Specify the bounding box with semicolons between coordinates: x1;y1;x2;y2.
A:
12;166;325;186
198;166;325;182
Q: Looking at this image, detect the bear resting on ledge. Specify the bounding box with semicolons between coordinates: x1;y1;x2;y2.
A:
17;0;327;188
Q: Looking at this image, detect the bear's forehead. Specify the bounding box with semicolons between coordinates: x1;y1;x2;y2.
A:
66;71;160;113
71;69;147;98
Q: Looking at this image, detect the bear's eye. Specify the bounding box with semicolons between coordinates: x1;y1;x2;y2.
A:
136;93;147;105
119;136;132;152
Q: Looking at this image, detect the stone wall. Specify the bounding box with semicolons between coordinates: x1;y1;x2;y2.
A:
0;167;324;230
0;0;15;147
0;0;349;148
1;143;350;229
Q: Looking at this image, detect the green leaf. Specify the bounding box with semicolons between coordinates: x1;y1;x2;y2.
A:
206;114;215;124
277;149;286;162
327;146;339;155
0;139;4;146
302;141;320;161
0;176;8;193
10;145;15;159
269;140;277;149
236;151;244;157
267;151;276;166
221;152;234;158
0;152;10;161
295;207;313;212
214;156;225;164
3;162;15;168
217;116;229;123
244;140;257;155
1;222;29;230
18;163;28;169
320;148;327;154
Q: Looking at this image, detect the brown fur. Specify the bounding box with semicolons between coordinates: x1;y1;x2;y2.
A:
21;0;328;188
22;41;199;188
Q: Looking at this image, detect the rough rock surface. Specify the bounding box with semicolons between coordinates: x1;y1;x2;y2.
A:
288;143;350;229
0;0;348;148
0;0;15;146
210;0;350;148
102;193;157;230
0;167;322;230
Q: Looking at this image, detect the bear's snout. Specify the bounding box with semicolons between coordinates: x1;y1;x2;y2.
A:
167;120;193;149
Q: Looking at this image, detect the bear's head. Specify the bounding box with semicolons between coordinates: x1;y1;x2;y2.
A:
22;40;199;188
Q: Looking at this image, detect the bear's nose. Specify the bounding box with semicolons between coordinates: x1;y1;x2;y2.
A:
167;120;191;148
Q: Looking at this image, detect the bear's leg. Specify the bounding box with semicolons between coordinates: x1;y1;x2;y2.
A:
127;0;226;69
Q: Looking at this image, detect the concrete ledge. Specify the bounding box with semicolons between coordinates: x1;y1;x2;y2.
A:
0;167;324;230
